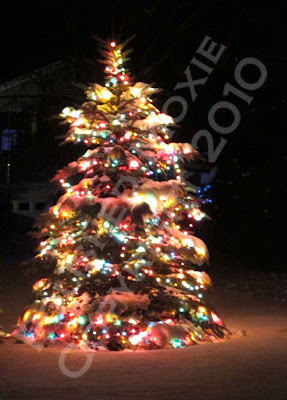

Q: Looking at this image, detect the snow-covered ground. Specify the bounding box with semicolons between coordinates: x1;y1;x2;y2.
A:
1;262;287;399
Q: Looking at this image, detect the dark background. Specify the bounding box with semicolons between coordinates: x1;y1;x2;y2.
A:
0;0;286;271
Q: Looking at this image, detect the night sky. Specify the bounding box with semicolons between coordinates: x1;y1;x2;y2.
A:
0;1;285;83
0;0;286;269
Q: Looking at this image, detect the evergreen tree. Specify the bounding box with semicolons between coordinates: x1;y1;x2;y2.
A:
15;38;227;350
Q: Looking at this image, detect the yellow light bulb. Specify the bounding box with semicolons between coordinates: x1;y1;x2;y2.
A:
101;89;112;101
23;310;31;322
130;87;141;97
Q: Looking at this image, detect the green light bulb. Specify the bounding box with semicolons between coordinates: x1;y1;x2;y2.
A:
78;315;86;325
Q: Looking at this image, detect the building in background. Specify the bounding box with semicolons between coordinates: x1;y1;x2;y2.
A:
0;182;60;219
0;58;92;218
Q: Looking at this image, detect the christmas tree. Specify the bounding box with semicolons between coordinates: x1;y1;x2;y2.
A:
15;38;227;350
